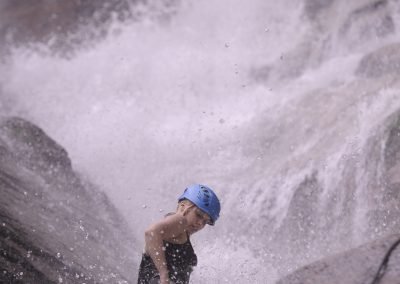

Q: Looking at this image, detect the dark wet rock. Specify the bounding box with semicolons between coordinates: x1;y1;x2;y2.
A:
384;113;400;171
276;234;400;284
233;77;400;280
339;0;394;42
0;0;133;58
0;117;72;176
0;0;181;59
0;116;138;283
273;172;323;264
349;109;400;239
303;0;335;20
356;43;400;78
250;0;397;85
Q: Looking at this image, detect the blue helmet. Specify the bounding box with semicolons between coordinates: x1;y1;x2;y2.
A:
178;184;221;225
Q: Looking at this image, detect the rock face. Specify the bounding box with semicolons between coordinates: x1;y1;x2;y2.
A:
356;42;400;78
0;0;133;58
276;234;400;284
250;0;397;84
0;0;181;58
0;117;138;283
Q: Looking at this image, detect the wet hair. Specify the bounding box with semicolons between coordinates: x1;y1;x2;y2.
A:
164;200;195;218
160;200;195;218
176;199;195;210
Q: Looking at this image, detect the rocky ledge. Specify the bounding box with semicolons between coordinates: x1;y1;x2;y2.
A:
0;116;138;283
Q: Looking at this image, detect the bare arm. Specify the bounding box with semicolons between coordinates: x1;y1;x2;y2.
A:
144;214;187;283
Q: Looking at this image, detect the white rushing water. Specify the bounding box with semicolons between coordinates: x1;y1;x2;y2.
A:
2;0;400;282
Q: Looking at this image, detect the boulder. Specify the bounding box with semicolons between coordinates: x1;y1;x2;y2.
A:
277;234;400;284
0;116;138;283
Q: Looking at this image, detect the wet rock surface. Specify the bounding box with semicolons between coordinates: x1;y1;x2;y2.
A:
0;0;181;59
0;116;138;283
356;43;400;78
277;234;400;284
0;0;134;58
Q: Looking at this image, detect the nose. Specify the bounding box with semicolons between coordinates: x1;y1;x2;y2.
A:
197;219;207;227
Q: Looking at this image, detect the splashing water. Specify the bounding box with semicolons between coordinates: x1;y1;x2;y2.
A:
2;0;400;282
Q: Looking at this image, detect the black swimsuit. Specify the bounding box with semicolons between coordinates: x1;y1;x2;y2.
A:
137;237;197;284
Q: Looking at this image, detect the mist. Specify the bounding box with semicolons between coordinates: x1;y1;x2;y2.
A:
2;0;400;282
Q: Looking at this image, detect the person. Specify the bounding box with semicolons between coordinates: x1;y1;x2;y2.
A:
137;184;221;284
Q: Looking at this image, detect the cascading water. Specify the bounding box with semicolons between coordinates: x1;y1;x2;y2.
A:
2;0;400;283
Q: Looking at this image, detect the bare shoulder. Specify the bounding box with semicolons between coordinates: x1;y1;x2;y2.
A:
145;213;187;242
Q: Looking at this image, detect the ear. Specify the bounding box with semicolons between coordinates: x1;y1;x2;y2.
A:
177;202;187;214
182;204;189;216
182;203;194;216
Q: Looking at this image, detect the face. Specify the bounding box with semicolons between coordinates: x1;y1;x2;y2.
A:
185;206;211;234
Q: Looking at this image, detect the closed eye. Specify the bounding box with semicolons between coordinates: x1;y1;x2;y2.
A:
195;210;211;225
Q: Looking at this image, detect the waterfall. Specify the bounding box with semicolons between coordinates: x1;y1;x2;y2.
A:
2;0;400;282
